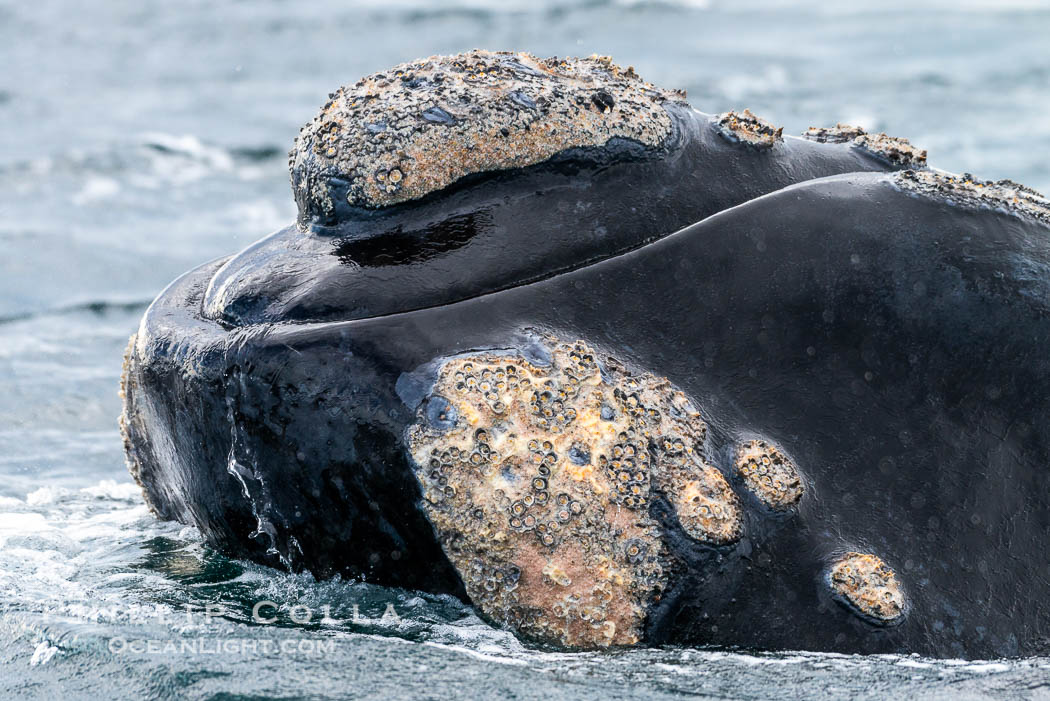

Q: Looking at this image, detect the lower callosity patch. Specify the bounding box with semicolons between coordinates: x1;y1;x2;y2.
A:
406;337;739;648
828;553;905;624
734;439;804;510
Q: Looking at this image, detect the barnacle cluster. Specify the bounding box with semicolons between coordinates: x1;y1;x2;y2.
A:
714;109;783;148
406;337;740;647
801;123;927;167
734;439;804;510
896;169;1050;226
828;552;905;623
290;50;686;216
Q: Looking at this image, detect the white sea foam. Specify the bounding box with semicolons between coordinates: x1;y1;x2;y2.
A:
71;176;121;205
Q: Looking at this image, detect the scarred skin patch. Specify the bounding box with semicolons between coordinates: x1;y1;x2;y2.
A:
406;337;740;648
734;439;804;510
828;552;905;624
715;109;783;148
290;50;686;216
896;169;1050;226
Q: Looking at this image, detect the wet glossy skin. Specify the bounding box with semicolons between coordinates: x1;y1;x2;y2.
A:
201;104;897;326
124;170;1050;658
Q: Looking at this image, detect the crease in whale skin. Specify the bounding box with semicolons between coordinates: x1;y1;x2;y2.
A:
202;115;900;327
121;50;1050;659
201;51;912;328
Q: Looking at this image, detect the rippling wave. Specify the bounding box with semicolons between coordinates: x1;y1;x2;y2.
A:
3;481;1049;699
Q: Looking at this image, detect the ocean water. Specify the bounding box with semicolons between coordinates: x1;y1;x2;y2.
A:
2;0;1050;698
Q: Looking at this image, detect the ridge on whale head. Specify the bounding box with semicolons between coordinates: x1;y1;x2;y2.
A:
121;49;1050;658
203;49;921;326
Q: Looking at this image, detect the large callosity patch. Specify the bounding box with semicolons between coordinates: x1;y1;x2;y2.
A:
290;50;685;216
406;337;741;648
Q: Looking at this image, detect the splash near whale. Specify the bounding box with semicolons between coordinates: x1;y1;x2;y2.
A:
121;50;1050;658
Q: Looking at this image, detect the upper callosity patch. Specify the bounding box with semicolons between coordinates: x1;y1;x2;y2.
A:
828;552;905;624
896;169;1050;226
289;50;686;216
406;337;740;648
734;439;804;511
715;109;783;148
802;123;927;167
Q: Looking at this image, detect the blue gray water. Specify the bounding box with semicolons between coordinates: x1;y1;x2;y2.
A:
2;0;1050;698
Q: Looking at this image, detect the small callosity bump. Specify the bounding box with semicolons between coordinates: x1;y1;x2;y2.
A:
802;124;927;167
734;439;804;510
801;123;867;144
668;466;741;545
715;109;783;148
853;132;926;167
406;336;739;648
829;552;905;623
